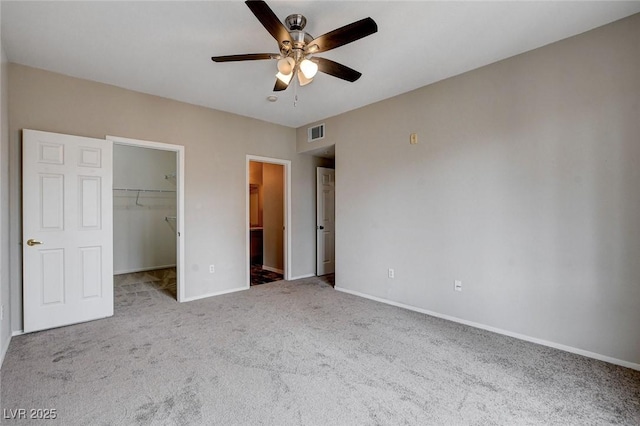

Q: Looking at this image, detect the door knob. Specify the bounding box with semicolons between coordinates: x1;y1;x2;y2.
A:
317;226;324;230
27;239;43;246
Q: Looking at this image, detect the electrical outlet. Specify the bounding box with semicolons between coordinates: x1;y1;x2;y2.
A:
388;268;395;279
454;280;462;292
209;265;215;274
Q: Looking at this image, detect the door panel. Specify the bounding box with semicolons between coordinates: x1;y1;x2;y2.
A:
38;142;64;164
40;174;64;229
80;246;102;298
79;176;101;228
23;129;113;333
40;249;65;304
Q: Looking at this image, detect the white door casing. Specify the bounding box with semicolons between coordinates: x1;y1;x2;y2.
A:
316;167;335;276
23;130;113;333
107;135;186;302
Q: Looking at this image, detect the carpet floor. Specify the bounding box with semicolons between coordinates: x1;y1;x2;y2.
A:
1;276;639;425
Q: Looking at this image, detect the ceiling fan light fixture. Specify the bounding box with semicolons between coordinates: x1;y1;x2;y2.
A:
211;1;377;92
300;59;318;79
276;71;293;85
277;57;295;75
297;72;313;86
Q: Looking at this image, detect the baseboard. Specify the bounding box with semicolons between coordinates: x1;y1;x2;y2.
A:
181;286;248;303
261;265;284;274
335;286;640;372
114;264;177;275
288;273;316;280
0;334;11;370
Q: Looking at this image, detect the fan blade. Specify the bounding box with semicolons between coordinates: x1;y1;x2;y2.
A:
273;78;289;92
211;53;278;62
306;17;377;54
245;1;292;46
313;57;362;82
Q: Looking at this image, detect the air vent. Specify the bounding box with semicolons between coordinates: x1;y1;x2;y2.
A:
308;123;325;142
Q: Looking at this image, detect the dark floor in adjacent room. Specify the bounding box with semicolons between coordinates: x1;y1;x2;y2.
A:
250;263;283;285
114;267;177;302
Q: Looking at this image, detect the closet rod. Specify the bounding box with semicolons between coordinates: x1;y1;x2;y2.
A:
112;188;176;193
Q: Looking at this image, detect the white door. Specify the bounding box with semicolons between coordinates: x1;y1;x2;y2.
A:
23;130;113;333
316;167;335;276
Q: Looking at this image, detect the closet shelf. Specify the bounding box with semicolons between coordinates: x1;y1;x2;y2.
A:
113;188;176;193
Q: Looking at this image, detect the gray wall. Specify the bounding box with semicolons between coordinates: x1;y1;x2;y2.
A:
298;14;640;365
8;64;324;331
0;22;11;364
113;145;177;274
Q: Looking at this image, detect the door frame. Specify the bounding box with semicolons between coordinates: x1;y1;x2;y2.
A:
246;155;291;287
107;135;186;302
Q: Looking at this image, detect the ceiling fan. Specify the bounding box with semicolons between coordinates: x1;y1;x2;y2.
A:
211;0;378;92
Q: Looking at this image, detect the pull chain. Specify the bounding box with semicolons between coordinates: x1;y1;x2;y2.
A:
293;76;299;107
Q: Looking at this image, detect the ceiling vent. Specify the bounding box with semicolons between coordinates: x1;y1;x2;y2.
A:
308;123;325;142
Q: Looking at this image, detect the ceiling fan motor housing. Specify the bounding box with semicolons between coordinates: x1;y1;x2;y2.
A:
285;14;306;31
282;14;313;56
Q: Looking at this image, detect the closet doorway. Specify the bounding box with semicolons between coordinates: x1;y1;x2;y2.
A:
246;155;291;287
108;136;185;302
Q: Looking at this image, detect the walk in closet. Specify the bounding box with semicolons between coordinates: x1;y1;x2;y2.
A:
112;145;177;298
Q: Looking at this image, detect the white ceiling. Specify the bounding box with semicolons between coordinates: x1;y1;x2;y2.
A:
2;1;639;128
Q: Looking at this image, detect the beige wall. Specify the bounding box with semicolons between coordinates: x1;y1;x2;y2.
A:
298;14;640;365
262;163;284;271
1;21;12;363
8;64;323;330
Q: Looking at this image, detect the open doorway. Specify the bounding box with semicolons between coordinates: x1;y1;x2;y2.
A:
108;136;185;302
304;145;336;287
246;156;291;287
316;167;335;284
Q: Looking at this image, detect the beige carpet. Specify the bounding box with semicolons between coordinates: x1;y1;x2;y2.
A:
1;274;639;425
